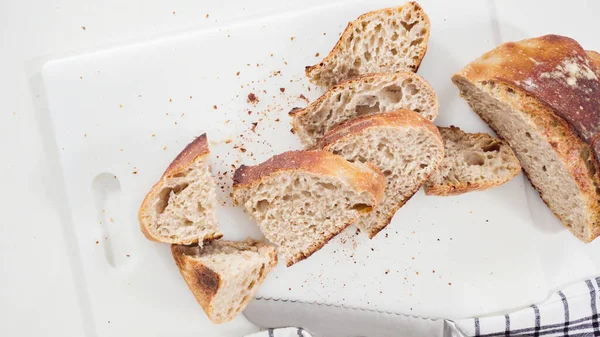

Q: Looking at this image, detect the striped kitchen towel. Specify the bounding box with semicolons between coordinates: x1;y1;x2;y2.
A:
456;277;600;337
246;278;600;337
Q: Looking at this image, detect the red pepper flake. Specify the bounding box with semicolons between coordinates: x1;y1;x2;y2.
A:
247;110;252;115
279;87;285;93
247;93;259;104
251;122;258;133
315;52;320;57
240;148;247;153
299;94;309;103
213;105;218;109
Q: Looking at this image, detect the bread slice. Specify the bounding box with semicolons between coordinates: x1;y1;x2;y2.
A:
306;1;430;88
319;110;444;238
290;71;438;148
452;35;600;242
139;134;222;245
233;150;385;266
424;126;521;196
172;239;277;324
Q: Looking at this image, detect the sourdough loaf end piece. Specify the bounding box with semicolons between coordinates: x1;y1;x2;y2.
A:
233;150;385;266
424;126;521;196
139;134;222;245
291;71;438;148
319;110;444;238
306;1;430;88
172;239;277;324
452;34;600;242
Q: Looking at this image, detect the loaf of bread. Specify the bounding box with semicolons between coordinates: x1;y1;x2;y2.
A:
424;126;521;196
172;239;277;324
139;134;222;245
291;71;438;148
319;110;444;238
233;150;385;266
452;34;600;242
306;1;430;88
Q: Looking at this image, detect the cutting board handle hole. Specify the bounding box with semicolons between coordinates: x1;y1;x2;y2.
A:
92;172;132;268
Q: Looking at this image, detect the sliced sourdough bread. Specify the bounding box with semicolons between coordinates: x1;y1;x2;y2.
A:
232;150;385;266
424;126;521;196
172;239;277;324
139;134;222;245
319;110;444;238
452;34;600;242
290;71;438;148
306;1;430;88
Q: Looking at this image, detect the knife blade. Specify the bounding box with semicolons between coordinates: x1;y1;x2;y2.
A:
243;298;467;337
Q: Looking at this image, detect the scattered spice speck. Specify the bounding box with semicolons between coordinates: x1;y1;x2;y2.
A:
95;241;99;245
119;104;123;108
152;134;156;137
163;146;167;150
81;26;86;31
132;171;138;174
315;52;320;57
274;118;280;122
280;87;286;93
251;122;258;133
236;71;240;76
225;139;232;144
213;105;218;109
205;14;209;18
189;95;193;99
126;254;130;257
290;36;295;41
169;98;172;102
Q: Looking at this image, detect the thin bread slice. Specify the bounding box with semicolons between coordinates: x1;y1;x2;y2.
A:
587;50;600;68
232;150;385;266
452;35;600;242
172;239;277;324
290;71;438;148
319;110;444;238
139;134;222;245
306;1;430;88
424;126;521;196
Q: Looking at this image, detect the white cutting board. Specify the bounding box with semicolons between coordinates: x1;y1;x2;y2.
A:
39;0;597;335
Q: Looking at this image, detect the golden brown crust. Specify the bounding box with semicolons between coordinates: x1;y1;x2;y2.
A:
172;244;221;319
138;133;222;244
454;40;600;242
163;134;210;179
305;1;430;86
233;150;385;203
171;240;278;323
587;50;600;69
318;110;442;149
424;126;521;196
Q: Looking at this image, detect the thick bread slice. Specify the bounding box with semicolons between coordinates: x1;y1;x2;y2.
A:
290;71;438;148
232;150;385;266
452;34;600;242
319;110;444;238
424;126;521;196
139;134;222;245
172;239;277;324
305;1;430;88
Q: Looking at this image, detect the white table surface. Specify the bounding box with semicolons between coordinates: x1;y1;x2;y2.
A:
1;1;599;336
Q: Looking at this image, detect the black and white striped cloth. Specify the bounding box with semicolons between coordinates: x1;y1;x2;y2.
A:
246;278;600;337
